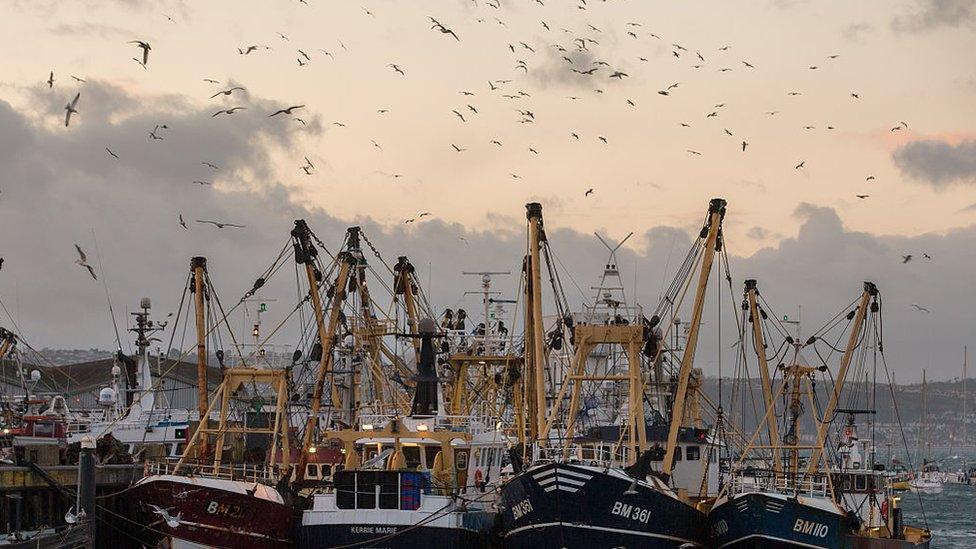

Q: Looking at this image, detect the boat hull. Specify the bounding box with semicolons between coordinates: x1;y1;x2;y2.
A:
709;492;850;548
299;523;489;548
500;462;707;548
131;474;293;549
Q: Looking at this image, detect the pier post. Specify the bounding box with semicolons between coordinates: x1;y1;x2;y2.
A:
77;436;96;538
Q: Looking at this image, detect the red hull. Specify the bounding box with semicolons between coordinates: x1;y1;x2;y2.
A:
132;474;293;548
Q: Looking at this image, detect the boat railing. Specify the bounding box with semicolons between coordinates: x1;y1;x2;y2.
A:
442;329;512;356
730;470;829;497
355;413;498;435
145;458;281;483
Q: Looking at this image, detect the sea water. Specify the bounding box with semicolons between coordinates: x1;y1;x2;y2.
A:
899;450;976;548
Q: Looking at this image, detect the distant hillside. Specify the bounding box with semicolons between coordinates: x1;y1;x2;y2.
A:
699;377;976;449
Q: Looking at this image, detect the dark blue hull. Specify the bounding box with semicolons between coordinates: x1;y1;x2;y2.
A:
500;463;708;548
709;492;850;548
299;522;491;548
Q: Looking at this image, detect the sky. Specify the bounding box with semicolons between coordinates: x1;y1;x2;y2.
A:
0;0;974;381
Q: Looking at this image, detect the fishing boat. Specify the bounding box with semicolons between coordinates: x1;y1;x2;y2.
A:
709;281;930;548
908;371;945;494
61;298;194;460
500;200;730;548
291;220;524;547
131;256;294;548
298;318;508;548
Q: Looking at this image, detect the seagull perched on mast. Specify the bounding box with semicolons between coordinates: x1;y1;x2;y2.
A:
74;245;97;280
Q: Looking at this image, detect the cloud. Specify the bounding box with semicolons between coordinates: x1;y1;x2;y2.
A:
746;226;773;240
841;23;873;42
48;22;131;38
527;35;628;90
0;83;974;381
892;0;976;32
891;139;976;188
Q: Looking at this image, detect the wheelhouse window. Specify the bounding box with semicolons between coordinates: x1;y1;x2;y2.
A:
686;446;701;461
402;445;422;470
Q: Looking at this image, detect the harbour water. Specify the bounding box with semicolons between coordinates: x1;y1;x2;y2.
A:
901;450;976;548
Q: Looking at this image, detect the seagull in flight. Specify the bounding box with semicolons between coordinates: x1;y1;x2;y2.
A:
855;194;870;199
212;107;246;117
74;245;97;280
47;71;54;88
147;505;182;529
388;64;405;76
911;304;930;313
71;75;86;83
452;110;465;122
901;254;913;264
105;147;119;159
196;220;245;229
64;92;80;127
584;188;594;196
268;105;304;117
192;180;212;186
210;87;244;99
179;214;187;229
451;143;467;152
795;161;805;170
429;17;459;40
129;40;151;66
202;161;219;170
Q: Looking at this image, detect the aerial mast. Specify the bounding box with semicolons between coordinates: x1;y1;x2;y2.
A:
663;198;726;478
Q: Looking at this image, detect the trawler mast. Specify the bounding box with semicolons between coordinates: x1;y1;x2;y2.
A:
663;197;726;478
745;279;782;477
191;256;210;458
293;220;352;483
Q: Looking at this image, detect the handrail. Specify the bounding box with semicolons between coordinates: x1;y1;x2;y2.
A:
145;459;280;484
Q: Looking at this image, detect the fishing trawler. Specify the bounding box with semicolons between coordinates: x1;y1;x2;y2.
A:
131;257;295;548
709;281;930;548
298;318;508;548
500;200;730;548
63;298;194;459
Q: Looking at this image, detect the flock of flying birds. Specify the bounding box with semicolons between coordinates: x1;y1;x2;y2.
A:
38;1;934;287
